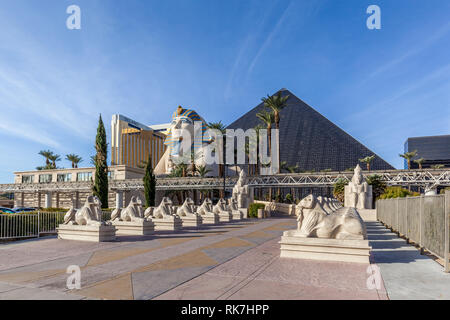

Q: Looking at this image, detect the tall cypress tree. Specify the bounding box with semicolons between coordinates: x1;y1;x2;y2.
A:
92;114;109;208
143;155;156;207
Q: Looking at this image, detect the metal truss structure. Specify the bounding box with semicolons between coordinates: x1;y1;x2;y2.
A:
1;169;449;193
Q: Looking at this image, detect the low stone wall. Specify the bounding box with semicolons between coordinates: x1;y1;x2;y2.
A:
254;200;296;216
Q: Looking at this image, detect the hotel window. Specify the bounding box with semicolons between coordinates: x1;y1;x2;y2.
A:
39;174;52;183
57;173;72;182
77;172;92;182
108;171;114;180
22;175;34;184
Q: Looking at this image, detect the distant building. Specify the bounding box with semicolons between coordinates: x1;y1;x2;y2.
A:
404;135;450;169
111;114;169;168
13;165;144;208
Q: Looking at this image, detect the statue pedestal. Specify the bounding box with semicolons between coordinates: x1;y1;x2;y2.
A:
111;220;155;236
218;212;232;223
180;215;203;228
153;216;183;231
57;224;116;242
279;230;371;264
239;208;248;219
231;210;243;220
200;213;219;225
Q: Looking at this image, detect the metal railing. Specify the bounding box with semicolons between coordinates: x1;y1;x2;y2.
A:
376;190;450;272
0;210;111;240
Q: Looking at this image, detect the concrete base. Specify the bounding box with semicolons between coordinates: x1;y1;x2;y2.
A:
200;214;220;225
153;217;183;231
180;215;203;228
239;208;248;219
218;212;233;223
57;224;116;242
232;210;243;220
111;220;155;236
279;230;371;264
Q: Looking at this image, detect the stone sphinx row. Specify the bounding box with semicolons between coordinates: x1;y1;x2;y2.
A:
57;195;246;242
279;194;371;264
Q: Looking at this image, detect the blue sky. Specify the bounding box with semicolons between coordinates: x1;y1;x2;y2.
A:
0;0;449;182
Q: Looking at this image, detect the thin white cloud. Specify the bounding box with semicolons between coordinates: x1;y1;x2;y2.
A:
369;21;450;78
0;120;60;148
247;1;293;77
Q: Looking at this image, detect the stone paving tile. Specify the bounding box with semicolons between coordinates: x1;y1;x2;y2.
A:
132;266;213;300
0;218;292;300
155;235;385;300
0;285;85;300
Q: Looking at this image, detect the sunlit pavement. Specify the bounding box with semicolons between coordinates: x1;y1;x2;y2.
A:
0;217;389;300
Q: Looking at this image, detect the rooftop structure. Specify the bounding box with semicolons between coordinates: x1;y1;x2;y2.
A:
404;135;450;169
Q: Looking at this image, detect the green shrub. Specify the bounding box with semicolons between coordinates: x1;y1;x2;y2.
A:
379;187;419;199
333;178;348;203
366;174;387;200
285;193;293;204
249;203;265;218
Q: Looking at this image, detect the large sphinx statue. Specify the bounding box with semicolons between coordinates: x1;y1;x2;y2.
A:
232;170;249;209
154;106;214;175
344;164;373;209
63;196;104;226
295;194;366;240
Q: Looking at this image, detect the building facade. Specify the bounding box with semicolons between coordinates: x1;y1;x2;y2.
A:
13;165;145;209
111;114;168;168
404;135;450;169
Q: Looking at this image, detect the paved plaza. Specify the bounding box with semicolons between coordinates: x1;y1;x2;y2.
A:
0;217;448;300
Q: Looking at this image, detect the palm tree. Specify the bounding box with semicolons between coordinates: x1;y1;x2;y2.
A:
359;155;376;171
431;164;445;169
256;110;274;164
261;92;289;173
196;165;211;177
413;158;425;170
399;150;418;170
48;154;61;169
207;121;227;178
38;150;53;166
66;154;83;168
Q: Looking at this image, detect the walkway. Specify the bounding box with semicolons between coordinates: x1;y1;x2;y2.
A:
367;221;450;300
0;217;385;300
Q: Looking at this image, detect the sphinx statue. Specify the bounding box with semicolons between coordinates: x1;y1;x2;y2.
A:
344;164;373;209
59;196;116;241
213;198;233;222
295;194;366;240
112;196;145;223
228;198;243;220
196;198;219;224
154;106;214;175
110;196;155;235
63;196;104;226
151;197;176;219
146;197;182;231
176;197;202;227
280;194;370;263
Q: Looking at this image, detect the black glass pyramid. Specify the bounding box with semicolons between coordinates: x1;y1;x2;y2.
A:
226;89;394;172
